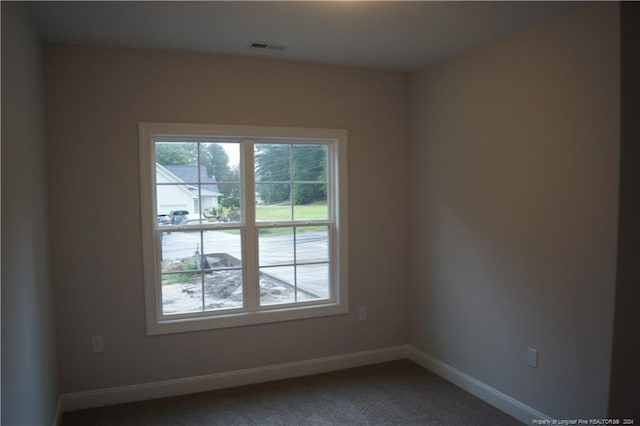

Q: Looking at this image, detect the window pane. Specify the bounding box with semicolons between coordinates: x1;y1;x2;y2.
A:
197;183;220;220
256;184;291;221
199;143;240;182
161;273;203;315
293;184;328;220
259;228;293;266
260;266;295;306
203;269;243;311
202;230;243;267
296;227;329;263
255;144;290;182
181;213;207;227
214;183;241;223
293;145;327;182
145;124;346;333
296;263;330;301
156;138;200;219
157;212;173;227
155;142;198;173
160;231;202;273
156;184;190;218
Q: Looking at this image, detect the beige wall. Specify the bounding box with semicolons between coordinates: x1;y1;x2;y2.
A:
1;2;59;425
407;3;620;419
44;45;409;392
34;2;626;419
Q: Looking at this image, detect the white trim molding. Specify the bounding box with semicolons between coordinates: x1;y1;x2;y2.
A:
406;345;552;424
138;122;350;335
57;344;551;423
59;345;407;413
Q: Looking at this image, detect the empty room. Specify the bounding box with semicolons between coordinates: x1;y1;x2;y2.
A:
2;1;637;425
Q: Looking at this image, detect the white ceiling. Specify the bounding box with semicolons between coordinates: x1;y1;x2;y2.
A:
27;1;581;71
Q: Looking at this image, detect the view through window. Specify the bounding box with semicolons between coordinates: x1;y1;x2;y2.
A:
140;124;348;334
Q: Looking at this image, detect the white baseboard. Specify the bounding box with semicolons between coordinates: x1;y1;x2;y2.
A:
407;345;551;424
59;344;550;424
60;345;408;413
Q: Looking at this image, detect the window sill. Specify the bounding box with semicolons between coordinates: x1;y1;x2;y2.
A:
147;302;349;335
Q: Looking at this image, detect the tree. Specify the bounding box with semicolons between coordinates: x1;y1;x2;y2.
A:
292;145;327;205
220;166;241;209
255;144;291;204
199;144;239;217
155;143;194;165
254;144;327;205
201;144;231;181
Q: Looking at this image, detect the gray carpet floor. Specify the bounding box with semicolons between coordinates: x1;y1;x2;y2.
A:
61;360;522;425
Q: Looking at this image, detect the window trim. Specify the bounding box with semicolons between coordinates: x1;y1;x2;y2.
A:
139;123;349;335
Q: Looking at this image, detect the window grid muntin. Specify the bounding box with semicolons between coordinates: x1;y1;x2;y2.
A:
254;142;330;223
155;139;245;318
156;133;245;314
140;123;348;334
155;140;242;223
253;141;334;307
256;222;334;305
158;226;246;316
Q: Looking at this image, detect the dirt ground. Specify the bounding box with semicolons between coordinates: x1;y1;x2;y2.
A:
161;269;319;315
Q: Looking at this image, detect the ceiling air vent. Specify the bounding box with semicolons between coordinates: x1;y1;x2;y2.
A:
249;41;287;51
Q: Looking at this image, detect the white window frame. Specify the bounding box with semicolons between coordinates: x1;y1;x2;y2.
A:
139;122;349;335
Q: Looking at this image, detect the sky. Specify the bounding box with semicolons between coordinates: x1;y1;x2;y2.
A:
220;143;240;168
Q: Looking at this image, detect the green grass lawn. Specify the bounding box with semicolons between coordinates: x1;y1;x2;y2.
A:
256;202;327;221
256;203;327;236
162;272;196;285
187;203;328;237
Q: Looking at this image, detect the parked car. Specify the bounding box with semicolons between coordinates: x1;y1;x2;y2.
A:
157;214;171;226
168;210;189;224
182;214;210;226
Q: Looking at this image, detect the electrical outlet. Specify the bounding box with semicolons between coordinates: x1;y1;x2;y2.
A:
358;307;367;321
92;336;104;353
528;347;538;368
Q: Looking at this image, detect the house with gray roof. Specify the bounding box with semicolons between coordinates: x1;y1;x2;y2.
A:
155;163;222;215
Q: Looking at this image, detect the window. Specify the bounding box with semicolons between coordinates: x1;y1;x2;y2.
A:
139;123;348;334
